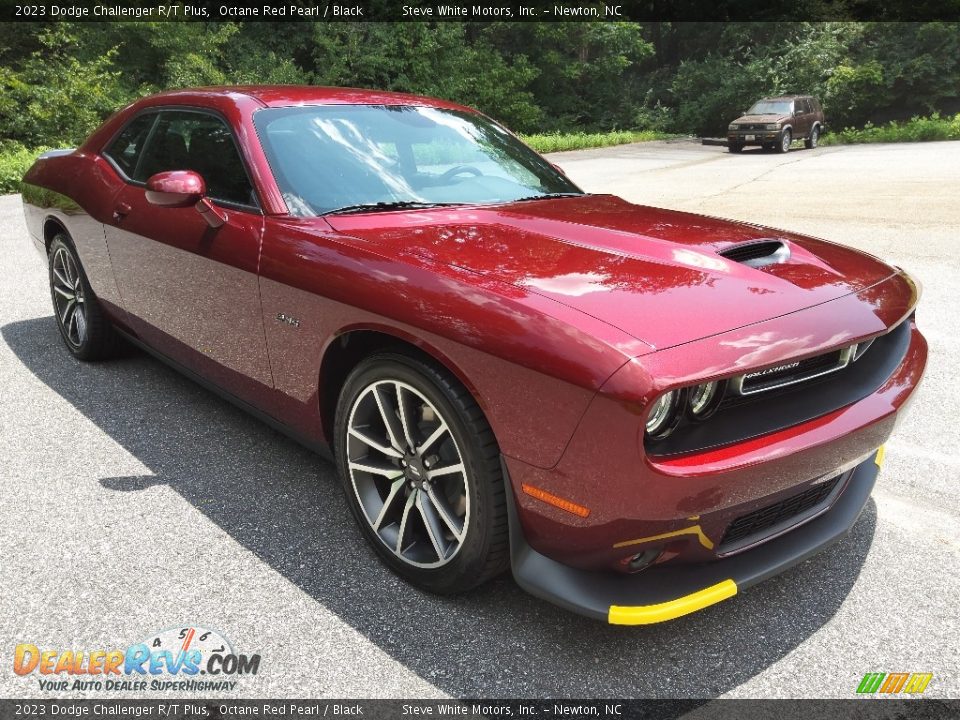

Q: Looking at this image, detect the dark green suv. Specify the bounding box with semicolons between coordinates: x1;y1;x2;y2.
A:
727;95;825;153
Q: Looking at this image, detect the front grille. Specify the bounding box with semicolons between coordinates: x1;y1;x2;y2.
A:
720;476;840;550
646;318;912;457
738;349;845;394
736;124;768;131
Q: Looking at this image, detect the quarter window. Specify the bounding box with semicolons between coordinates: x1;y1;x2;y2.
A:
103;113;157;178
135;111;257;207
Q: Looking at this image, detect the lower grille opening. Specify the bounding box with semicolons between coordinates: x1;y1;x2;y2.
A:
719;475;842;554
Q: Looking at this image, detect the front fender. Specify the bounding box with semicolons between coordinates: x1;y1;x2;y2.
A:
257;217;646;468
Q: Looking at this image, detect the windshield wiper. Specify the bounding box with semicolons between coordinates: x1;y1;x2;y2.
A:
507;192;585;203
324;201;464;216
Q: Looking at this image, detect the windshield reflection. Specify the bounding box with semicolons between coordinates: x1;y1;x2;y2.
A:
253;105;582;216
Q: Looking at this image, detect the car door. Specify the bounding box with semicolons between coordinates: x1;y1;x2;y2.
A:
102;109;274;402
795;99;812;137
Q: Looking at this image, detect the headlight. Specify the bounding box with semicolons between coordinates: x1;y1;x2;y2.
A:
764;123;780;130
646;390;678;437
728;124;739;130
689;381;721;417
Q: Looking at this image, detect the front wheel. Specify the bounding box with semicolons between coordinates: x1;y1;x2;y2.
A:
335;353;509;594
728;143;743;154
805;126;820;149
778;128;793;153
48;234;119;360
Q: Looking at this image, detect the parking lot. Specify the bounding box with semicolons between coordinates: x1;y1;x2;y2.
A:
1;139;958;698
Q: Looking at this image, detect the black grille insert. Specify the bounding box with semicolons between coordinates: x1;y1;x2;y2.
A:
720;476;841;551
739;349;845;394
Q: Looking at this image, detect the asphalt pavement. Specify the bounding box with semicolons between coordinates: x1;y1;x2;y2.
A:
1;139;957;699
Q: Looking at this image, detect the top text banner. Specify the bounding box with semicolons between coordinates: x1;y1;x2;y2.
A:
3;0;960;22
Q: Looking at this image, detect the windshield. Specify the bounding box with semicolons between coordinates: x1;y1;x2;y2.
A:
253;104;582;216
747;100;794;115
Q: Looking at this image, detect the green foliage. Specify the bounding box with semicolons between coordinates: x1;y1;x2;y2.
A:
0;20;958;164
0;143;49;194
821;113;960;144
489;22;653;130
668;56;772;136
825;61;886;128
636;21;960;136
307;24;543;131
522;130;678;154
0;27;130;147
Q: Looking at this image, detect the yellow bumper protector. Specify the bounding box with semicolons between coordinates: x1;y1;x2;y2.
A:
875;445;886;468
608;579;738;625
613;524;715;551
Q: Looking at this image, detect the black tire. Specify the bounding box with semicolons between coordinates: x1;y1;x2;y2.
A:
335;352;509;594
48;234;120;361
805;125;820;149
728;143;743;153
777;128;792;153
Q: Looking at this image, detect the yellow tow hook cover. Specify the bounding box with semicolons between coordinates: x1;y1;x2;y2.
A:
608;579;738;625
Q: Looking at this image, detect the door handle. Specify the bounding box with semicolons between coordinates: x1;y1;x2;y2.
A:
112;202;132;221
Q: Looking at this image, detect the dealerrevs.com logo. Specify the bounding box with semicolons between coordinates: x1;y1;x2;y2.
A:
13;626;261;692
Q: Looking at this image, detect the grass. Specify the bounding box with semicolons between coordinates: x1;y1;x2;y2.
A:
821;113;960;145
521;130;679;153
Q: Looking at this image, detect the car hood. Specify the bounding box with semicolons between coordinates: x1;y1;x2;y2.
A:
733;114;789;124
325;194;896;349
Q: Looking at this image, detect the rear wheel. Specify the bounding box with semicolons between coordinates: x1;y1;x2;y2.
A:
805;125;820;149
778;128;793;153
48;235;119;360
335;353;509;594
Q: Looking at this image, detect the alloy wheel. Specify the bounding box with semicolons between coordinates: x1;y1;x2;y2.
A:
781;130;792;153
51;246;87;348
346;379;470;568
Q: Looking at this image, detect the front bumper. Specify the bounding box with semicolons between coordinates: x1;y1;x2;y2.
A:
507;449;881;624
727;130;780;145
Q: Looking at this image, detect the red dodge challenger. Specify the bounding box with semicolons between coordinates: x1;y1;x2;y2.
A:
21;87;926;624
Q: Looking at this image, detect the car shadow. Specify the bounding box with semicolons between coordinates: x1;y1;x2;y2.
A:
3;316;876;698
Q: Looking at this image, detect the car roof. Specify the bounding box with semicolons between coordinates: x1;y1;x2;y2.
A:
147;85;475;112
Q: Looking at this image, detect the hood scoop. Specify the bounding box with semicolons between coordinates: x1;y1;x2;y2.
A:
719;239;791;268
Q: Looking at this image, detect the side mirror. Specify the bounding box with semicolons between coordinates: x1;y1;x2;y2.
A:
145;170;225;228
145;170;205;207
550;162;566;176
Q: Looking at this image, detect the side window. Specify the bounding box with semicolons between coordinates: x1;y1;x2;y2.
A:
103;114;157;178
135;111;257;208
798;99;811;114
